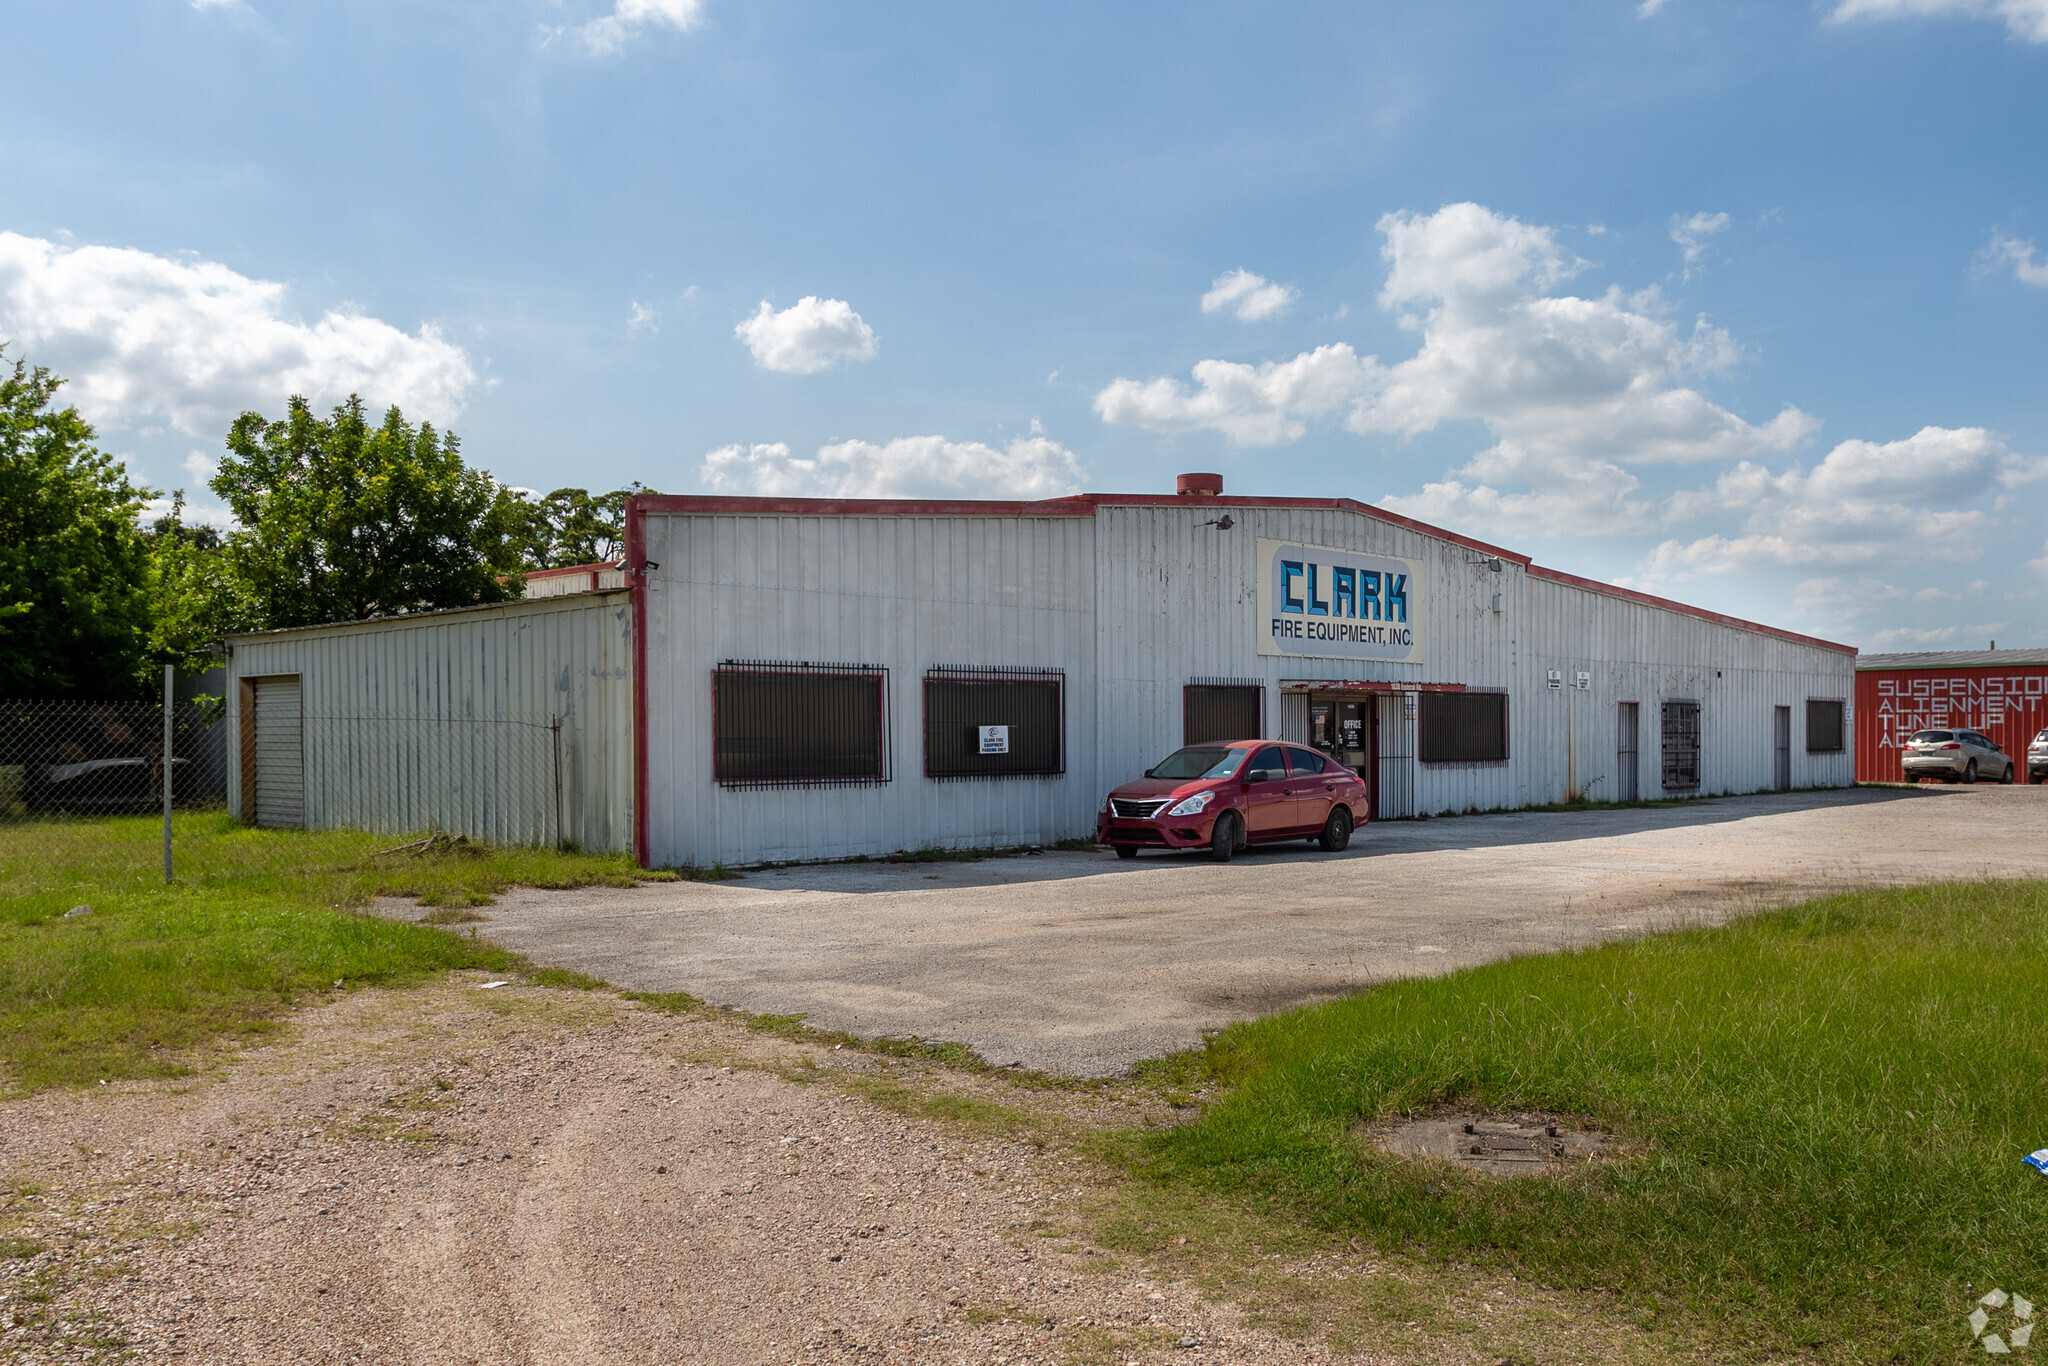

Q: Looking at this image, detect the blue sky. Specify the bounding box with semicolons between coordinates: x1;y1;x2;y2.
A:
2;0;2045;649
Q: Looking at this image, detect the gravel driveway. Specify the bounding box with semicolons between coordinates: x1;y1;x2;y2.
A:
384;786;2048;1077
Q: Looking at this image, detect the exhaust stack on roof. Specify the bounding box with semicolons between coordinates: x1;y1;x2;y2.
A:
1176;472;1223;496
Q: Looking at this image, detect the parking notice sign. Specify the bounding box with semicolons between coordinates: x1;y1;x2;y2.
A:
978;725;1010;755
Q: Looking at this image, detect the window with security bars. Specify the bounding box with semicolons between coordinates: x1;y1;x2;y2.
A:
1418;691;1508;763
1806;698;1845;754
923;668;1063;778
1662;700;1701;790
1183;683;1262;745
713;663;889;787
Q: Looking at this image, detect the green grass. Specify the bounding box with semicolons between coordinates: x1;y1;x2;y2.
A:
0;810;664;1092
1126;880;2048;1361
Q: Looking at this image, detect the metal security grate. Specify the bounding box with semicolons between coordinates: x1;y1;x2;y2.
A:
1662;700;1701;790
713;661;890;788
922;667;1063;779
1419;691;1509;764
1184;683;1262;745
1806;698;1845;754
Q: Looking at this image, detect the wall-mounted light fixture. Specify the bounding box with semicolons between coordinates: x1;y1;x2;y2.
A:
1201;514;1235;530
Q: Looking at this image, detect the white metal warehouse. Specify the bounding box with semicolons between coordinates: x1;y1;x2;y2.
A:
226;477;1856;866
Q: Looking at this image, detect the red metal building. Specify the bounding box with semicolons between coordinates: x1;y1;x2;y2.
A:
1855;649;2048;783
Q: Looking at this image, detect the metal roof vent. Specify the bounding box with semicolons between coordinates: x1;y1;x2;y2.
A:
1176;472;1223;496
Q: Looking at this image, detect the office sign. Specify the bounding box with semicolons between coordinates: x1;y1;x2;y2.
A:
1256;538;1425;663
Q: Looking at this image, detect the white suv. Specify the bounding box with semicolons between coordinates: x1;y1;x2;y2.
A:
1901;729;2014;784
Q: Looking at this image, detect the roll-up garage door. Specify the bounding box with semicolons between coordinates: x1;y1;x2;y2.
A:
252;677;305;828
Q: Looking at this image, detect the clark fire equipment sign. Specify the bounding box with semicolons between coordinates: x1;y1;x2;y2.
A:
1257;538;1426;664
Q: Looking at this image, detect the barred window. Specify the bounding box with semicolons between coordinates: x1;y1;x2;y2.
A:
1806;699;1845;754
1662;700;1701;790
1183;682;1262;745
923;667;1064;778
1418;691;1508;764
713;662;888;787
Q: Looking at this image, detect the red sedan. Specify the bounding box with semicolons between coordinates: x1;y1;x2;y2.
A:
1097;740;1369;863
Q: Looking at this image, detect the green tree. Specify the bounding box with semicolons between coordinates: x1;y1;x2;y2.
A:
511;484;645;568
0;352;156;698
213;396;528;627
145;494;256;673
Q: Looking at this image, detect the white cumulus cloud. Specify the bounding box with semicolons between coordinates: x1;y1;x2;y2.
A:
1099;203;1815;474
1831;0;2048;41
734;297;879;375
571;0;705;55
0;232;476;437
1670;210;1731;271
1093;344;1376;447
1979;231;2048;286
1200;269;1298;322
1640;426;2036;575
627;301;660;335
699;434;1085;500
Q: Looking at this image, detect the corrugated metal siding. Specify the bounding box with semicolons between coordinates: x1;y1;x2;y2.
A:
640;500;1853;863
1087;503;1853;820
1855;664;2048;782
226;594;633;849
251;676;303;828
641;513;1098;866
1518;574;1857;806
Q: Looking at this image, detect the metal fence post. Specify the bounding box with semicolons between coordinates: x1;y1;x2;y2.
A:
162;664;174;883
551;715;564;848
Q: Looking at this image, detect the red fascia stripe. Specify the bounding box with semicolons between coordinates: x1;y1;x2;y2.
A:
1525;565;1855;655
524;560;620;580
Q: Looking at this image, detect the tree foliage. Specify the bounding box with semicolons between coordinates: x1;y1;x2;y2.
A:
0;353;156;698
145;495;257;673
510;485;644;568
212;396;528;628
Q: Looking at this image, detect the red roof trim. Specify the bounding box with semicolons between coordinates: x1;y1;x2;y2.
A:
630;494;1098;519
1525;565;1856;655
524;560;620;580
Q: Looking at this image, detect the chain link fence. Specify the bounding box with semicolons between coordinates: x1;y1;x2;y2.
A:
0;698;227;821
289;715;564;847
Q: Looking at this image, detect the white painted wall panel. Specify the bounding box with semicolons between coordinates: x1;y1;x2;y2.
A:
641;512;1099;867
226;593;633;849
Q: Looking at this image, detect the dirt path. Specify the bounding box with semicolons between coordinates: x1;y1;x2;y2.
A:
1;975;1430;1366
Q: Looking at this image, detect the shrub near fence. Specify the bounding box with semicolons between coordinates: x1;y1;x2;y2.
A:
0;699;227;821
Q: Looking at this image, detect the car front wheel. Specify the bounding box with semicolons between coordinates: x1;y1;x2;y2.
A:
1318;805;1354;852
2001;763;2015;784
1209;811;1242;863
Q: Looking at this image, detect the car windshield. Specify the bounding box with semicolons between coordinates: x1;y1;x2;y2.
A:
1149;746;1248;780
1911;731;1953;743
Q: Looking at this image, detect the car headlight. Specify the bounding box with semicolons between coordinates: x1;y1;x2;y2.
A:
1166;791;1214;817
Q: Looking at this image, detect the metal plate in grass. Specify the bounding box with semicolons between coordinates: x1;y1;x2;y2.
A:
1362;1110;1609;1177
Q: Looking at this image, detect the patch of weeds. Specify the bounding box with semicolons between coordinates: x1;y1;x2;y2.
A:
1060;1322;1174;1364
1;1234;47;1259
416;907;491;924
524;966;607;991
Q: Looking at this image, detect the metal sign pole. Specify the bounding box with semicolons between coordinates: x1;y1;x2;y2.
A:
162;664;174;883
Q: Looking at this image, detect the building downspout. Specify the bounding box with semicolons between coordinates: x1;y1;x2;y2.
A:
626;495;651;869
